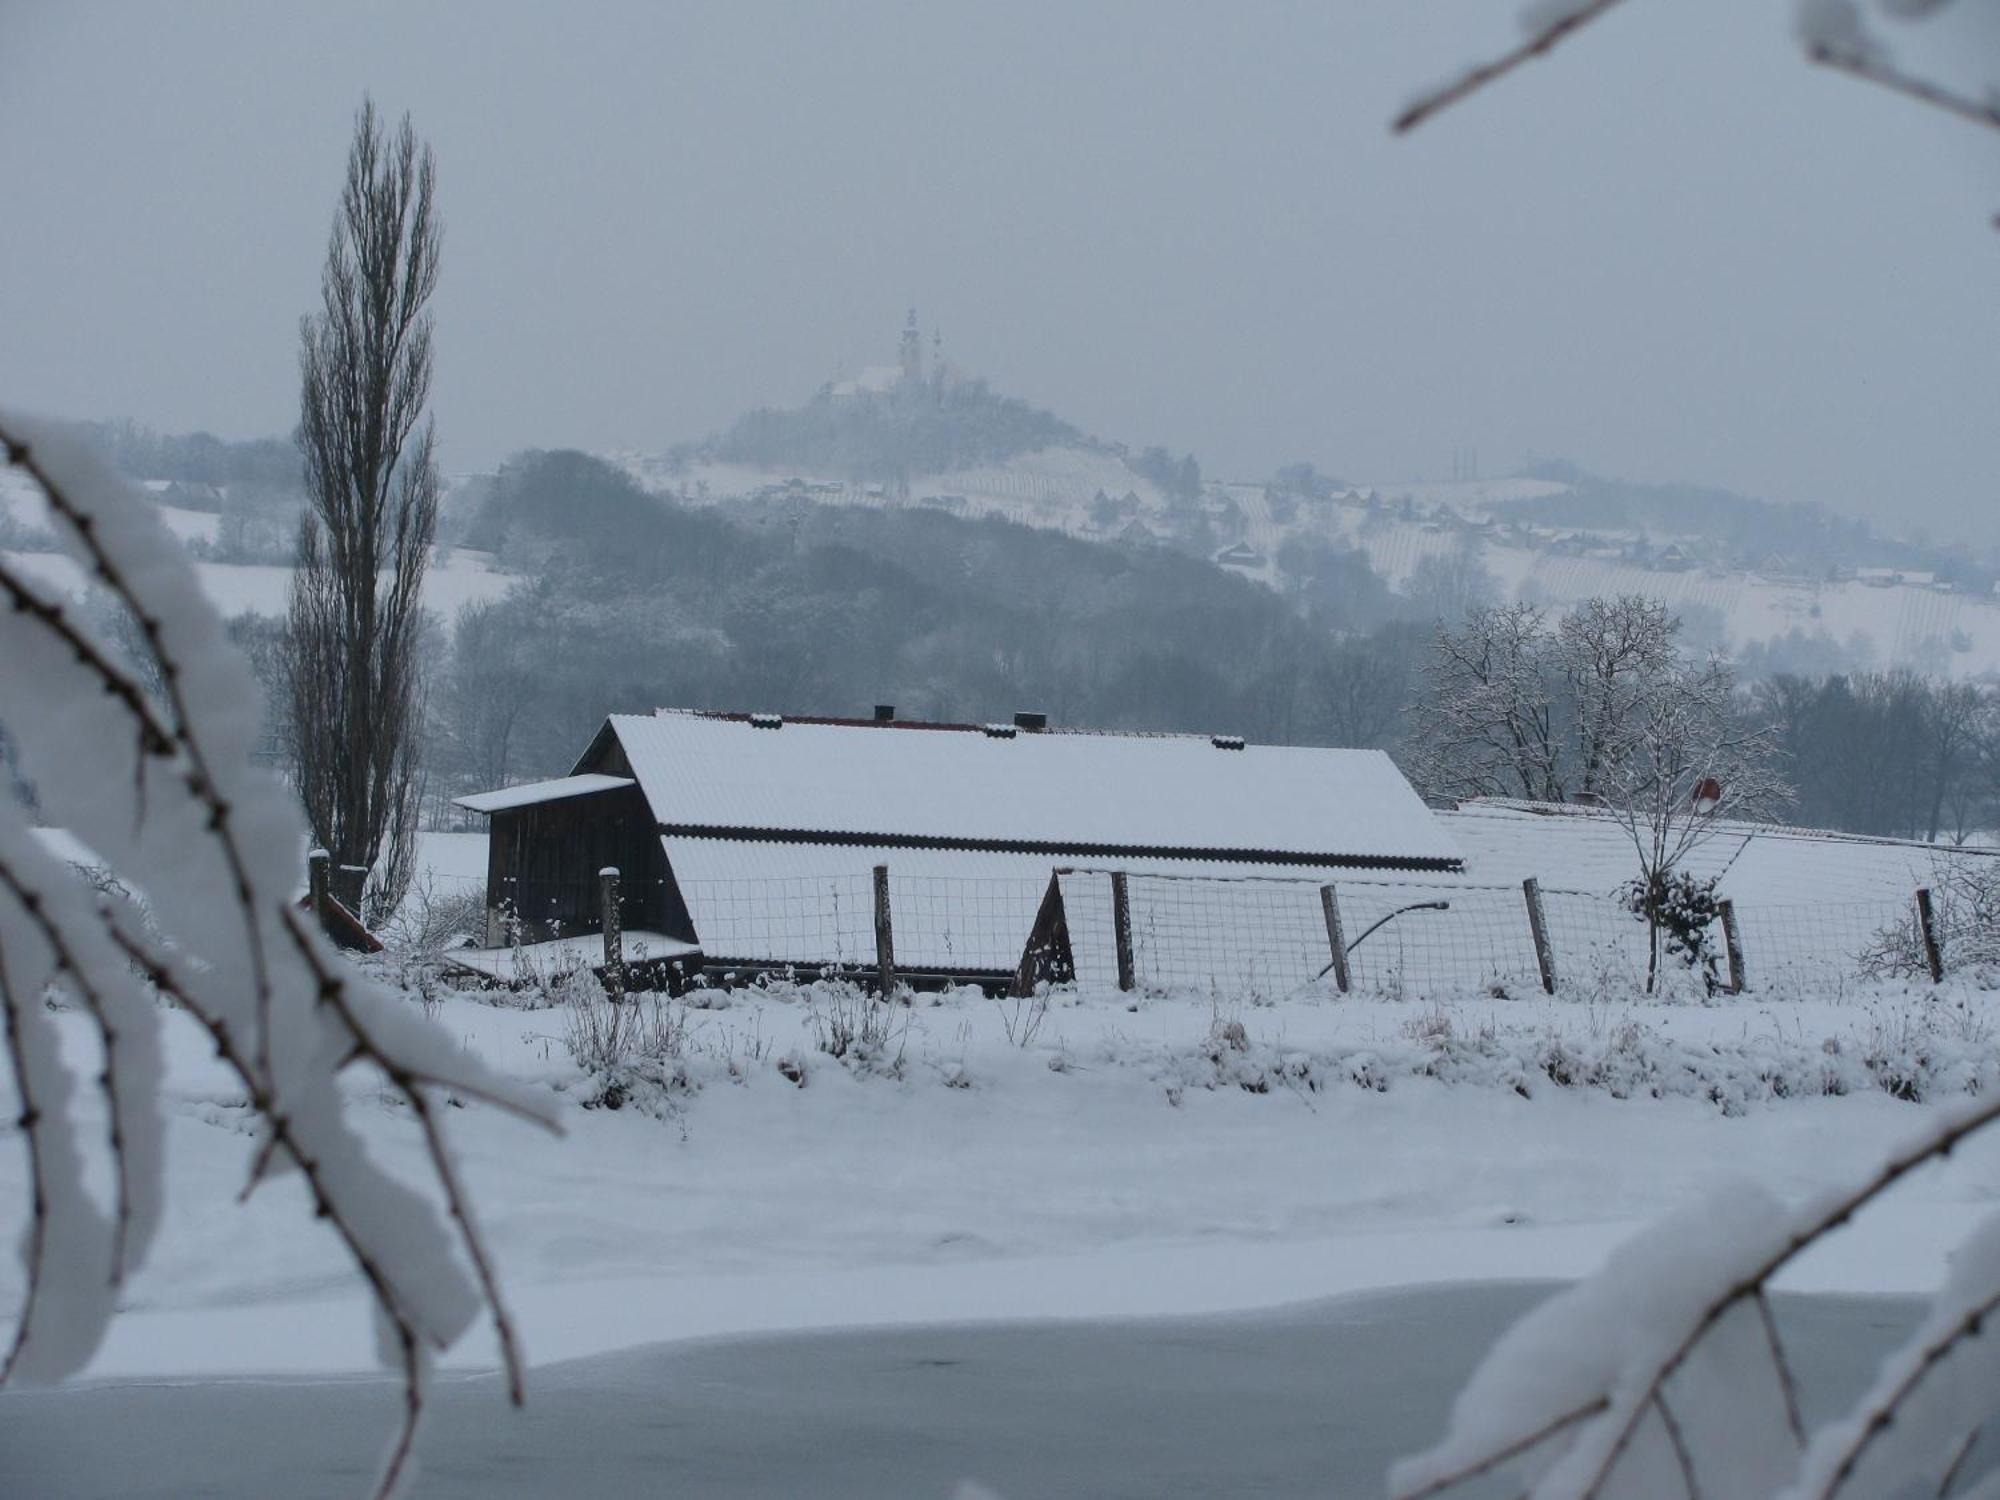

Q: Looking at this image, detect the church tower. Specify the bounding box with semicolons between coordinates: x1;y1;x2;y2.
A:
899;307;923;382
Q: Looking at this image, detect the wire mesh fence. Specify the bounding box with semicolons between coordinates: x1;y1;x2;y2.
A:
887;872;1049;973
624;863;1956;998
1730;897;1917;992
677;873;877;969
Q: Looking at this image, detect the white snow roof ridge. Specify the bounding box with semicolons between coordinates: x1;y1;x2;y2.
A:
455;773;635;814
603;712;1460;870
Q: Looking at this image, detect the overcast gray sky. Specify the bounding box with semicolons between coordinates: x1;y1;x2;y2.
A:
3;1;1996;540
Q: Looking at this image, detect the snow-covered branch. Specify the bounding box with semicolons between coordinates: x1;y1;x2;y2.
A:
1399;0;2000;218
1393;1091;2000;1498
1395;0;1632;134
0;413;559;1498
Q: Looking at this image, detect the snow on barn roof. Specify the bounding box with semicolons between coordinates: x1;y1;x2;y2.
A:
1438;798;1994;905
454;773;634;814
596;710;1461;871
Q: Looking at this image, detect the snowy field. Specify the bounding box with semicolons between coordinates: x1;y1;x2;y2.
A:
0;538;518;620
9;975;1998;1372
3;949;1999;1492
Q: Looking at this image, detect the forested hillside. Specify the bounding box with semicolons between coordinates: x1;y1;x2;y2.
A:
432;449;1422;801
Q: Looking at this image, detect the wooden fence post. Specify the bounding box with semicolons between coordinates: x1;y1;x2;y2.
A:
873;863;897;998
1522;877;1557;995
1718;898;1747;994
600;866;624;999
307;849;330;935
1916;887;1945;984
1319;884;1351;994
1110;871;1136;993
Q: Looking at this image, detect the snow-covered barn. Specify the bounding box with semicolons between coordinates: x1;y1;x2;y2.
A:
454;708;1461;987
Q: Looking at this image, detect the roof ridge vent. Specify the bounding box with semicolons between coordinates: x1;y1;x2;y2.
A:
1211;734;1246;751
982;722;1018;739
749;712;783;730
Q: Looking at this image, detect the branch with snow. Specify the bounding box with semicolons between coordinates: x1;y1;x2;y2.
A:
1392;1089;2000;1498
0;413;559;1498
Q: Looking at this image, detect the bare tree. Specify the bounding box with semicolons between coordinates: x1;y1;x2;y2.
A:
1597;655;1790;991
1405;542;1498;627
1406;601;1566;802
1555;595;1680;804
286;98;441;921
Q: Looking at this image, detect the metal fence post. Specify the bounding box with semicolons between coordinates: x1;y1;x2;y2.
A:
600;866;623;999
1717;898;1747;994
1522;877;1557;994
1110;871;1136;992
1318;884;1351;994
1916;887;1945;984
873;863;897;998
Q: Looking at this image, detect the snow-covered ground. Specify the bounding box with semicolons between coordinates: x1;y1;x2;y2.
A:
1;541;518;620
13;972;1997;1393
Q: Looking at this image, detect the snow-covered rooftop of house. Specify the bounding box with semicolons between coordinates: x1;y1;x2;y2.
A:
599;711;1460;870
455;773;634;815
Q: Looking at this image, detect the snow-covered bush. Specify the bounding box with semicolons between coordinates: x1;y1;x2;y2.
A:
0;417;555;1497
807;979;910;1073
1619;869;1724;993
560;972;691;1113
1150;988;2000;1115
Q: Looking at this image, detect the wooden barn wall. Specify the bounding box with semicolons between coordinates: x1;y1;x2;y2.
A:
487;785;672;941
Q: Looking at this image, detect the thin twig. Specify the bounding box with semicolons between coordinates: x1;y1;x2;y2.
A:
1755;1288;1807;1448
1654;1391;1703;1500
1394;0;1630;134
0;934;53;1384
1817;1291;2000;1500
1805;45;2000;136
1939;1425;1981;1499
1392;1397;1609;1500
0;853;141;1286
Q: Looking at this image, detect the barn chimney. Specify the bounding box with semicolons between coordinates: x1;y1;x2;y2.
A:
874;704;895;722
1013;710;1048;731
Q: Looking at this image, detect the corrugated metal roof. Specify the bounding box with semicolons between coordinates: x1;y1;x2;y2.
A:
602;711;1459;869
455;773;634;814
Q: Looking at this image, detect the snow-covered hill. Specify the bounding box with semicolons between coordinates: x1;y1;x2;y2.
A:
615;449;2000;679
2;466;519;620
618;443;1177;535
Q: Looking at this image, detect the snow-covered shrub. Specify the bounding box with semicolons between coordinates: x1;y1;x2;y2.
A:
560;972;690;1113
806;979;909;1074
376;870;486;962
0;417;554;1496
1154;990;2000;1116
1619;870;1724;993
992;984;1052;1047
